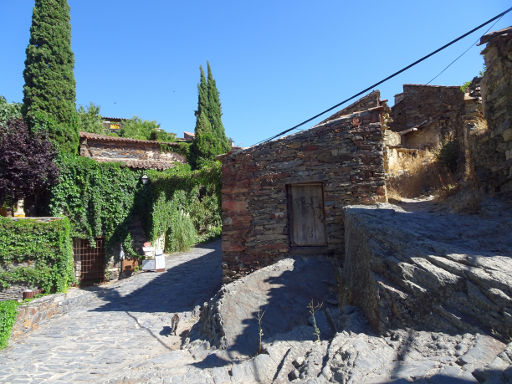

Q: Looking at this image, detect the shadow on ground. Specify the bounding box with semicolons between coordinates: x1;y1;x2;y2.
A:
214;257;340;357
90;242;222;314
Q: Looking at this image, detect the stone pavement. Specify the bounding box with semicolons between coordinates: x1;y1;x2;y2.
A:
0;241;222;384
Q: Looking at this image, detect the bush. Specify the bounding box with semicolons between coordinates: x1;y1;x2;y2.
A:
0;217;74;293
166;210;197;253
436;140;458;173
0;300;19;349
0;118;59;206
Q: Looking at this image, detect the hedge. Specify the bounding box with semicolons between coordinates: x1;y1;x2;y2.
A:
0;216;74;293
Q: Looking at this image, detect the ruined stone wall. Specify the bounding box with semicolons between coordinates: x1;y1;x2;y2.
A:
390;84;465;150
476;31;512;197
221;108;387;281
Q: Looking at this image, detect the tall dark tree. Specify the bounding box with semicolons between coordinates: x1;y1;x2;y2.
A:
206;62;230;153
190;63;230;168
22;0;78;153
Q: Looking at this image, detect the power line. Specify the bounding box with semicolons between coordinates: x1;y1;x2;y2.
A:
427;15;504;84
256;6;512;145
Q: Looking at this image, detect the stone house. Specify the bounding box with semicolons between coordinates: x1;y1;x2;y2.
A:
220;95;388;281
79;132;187;170
390;84;465;150
102;116;126;133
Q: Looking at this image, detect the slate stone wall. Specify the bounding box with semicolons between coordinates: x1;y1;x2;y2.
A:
221;107;387;281
391;84;465;150
477;33;512;197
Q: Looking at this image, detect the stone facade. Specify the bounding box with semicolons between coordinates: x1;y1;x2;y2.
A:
79;132;186;170
391;84;465;150
474;27;512;197
221;106;387;281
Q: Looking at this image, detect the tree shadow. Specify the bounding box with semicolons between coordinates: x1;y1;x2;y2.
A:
219;257;339;357
89;241;222;314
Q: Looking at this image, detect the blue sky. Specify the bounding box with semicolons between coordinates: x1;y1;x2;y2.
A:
1;1;511;147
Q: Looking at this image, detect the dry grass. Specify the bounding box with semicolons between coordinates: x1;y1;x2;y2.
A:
387;148;457;199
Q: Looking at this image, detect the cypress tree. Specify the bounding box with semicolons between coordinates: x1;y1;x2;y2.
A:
22;0;78;153
206;61;230;152
190;62;230;168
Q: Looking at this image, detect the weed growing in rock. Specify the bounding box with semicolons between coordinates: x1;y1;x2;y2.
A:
257;310;265;354
308;299;323;342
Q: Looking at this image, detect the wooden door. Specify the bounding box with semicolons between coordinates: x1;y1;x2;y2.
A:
288;184;327;246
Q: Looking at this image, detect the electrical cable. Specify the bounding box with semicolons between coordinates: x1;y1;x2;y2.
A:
256;6;512;145
427;15;504;84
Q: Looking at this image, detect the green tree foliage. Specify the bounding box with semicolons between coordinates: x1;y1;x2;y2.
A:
0;118;59;207
22;0;78;153
0;97;22;125
190;63;230;169
206;62;230;152
120;116;164;141
77;102;107;135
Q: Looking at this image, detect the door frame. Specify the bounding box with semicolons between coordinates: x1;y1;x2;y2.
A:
286;182;328;248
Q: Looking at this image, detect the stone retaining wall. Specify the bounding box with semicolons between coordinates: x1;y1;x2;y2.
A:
0;284;32;301
9;288;94;343
221;107;387;281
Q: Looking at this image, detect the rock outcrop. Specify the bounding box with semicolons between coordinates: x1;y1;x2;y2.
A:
342;200;512;341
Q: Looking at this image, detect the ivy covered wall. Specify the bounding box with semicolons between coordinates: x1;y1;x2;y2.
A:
49;155;221;258
0;217;74;293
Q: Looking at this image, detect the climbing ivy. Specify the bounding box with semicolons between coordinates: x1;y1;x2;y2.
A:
49;156;221;259
49;154;145;254
0;217;74;293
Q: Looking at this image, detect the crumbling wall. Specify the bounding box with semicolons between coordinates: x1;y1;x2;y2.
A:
391;84;465;150
221;108;387;281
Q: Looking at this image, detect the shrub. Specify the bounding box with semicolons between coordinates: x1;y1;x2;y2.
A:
0;300;19;349
436;140;458;173
0;118;59;206
166;210;197;253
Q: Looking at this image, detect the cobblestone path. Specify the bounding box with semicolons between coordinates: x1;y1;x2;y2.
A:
0;241;222;384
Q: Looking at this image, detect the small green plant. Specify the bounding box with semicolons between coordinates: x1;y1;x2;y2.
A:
460;81;471;93
0;300;19;349
256;310;265;354
308;299;323;342
165;210;197;253
436;140;458;173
